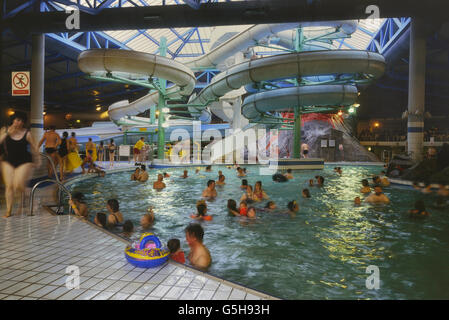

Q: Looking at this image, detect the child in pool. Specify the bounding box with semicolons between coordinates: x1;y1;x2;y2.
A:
264;201;276;211
302;188;311;198
409;200;430;218
167;238;185;264
360;179;371;194
191;200;213;221
287;200;299;218
239;200;248;216
246;207;257;219
227;199;239;216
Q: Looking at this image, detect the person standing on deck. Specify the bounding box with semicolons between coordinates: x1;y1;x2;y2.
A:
133;137;145;165
301;142;309;158
0;112;41;217
38;126;62;180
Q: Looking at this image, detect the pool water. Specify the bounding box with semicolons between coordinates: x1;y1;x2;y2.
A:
69;165;449;299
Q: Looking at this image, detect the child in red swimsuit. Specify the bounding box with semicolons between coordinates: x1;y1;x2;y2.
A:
239;200;248;216
190;200;213;221
167;238;185;264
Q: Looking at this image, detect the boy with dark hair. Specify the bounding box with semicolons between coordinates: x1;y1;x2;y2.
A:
167;238;185;264
185;223;211;270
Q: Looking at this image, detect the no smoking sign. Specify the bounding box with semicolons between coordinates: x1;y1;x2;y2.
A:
12;71;30;96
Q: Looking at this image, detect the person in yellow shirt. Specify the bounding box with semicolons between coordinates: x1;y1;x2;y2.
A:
133;137;145;164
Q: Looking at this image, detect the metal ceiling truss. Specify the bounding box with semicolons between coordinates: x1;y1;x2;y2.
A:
366;17;411;54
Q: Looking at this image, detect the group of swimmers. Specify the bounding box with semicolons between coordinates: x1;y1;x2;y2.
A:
410;180;449;216
69;193;156;233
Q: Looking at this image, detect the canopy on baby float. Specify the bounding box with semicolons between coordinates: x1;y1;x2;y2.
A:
124;233;169;268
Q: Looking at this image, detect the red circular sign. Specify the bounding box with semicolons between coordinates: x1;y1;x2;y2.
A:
13;72;29;89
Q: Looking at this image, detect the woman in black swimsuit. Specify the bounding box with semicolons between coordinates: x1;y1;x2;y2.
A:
0;112;40;217
108;139;116;168
58;131;69;179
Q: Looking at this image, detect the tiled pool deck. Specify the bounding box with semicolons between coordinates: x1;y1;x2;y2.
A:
0;162;276;300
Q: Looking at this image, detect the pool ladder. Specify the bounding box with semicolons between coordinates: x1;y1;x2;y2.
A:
29;152;73;216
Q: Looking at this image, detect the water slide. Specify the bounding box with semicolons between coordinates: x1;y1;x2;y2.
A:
78;49;196;123
77;21;385;164
204;50;385;162
78;21;357;127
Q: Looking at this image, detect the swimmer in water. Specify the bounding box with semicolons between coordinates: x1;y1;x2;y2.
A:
309;179;314;187
195;168;200;174
240;185;257;203
264;201;276;211
180;170;188;179
246;207;257;219
354;197;361;206
409;200;430;218
131;167;141;180
284;169;294;180
205;165;212;172
106;199;124;226
167;238;185;264
227;199;239;217
202;180;217;198
153;174;166;190
287;200;299;218
185;223;211;271
69;192;88;218
216;174;226;186
316;176;325;187
237;167;246;177
94;212;107;228
240;179;248;189
365;186;390;204
191;200;212;221
302;188;311;198
163;172;170;178
137;165;149;182
373;175;390;187
361;179;371;194
239;200;248;216
141;207;155;230
253;181;268;201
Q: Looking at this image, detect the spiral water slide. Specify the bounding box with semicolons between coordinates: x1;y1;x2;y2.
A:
78;49;196;124
194;50;385;119
203;50;385;162
78;21;357;126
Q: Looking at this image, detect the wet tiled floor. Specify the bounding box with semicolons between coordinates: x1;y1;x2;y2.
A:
0;213;275;300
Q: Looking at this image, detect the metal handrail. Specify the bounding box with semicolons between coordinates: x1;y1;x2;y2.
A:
40;152;61;184
28;152;72;216
29;179;72;216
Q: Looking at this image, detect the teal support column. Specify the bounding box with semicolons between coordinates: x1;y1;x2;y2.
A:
150;105;156;124
123;131;128;145
292;28;304;158
293;108;302;158
157;37;167;160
